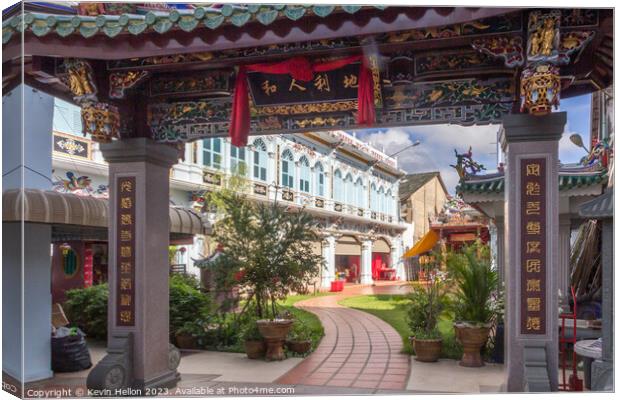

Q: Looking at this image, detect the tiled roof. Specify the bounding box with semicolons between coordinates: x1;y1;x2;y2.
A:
457;170;608;195
399;171;446;201
579;188;613;219
3;5;385;44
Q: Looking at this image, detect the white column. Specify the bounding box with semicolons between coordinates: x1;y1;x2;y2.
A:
2;85;55;383
361;239;373;285
390;236;405;280
558;216;571;303
321;236;336;288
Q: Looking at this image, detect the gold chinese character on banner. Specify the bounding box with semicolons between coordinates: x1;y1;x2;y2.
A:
526;164;540;176
120;230;132;242
121;214;132;225
527;297;541;312
120;180;133;192
526;259;541;273
526;316;541;331
526;241;541;254
526;201;541;215
120;294;132;306
313;73;330;92
526;279;541;292
261;80;277;96
289;79;306;92
120;310;132;323
343;74;358;88
526;221;541;235
120;278;132;290
120;197;132;209
120;246;132;258
120;262;132;274
526;182;541;196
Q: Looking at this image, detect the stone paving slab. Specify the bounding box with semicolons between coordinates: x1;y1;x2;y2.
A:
178;350;304;383
406;358;505;393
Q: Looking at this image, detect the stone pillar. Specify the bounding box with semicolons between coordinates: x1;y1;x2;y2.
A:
558;215;572;303
87;138;179;391
321;236;336;288
502;112;565;392
390;239;404;280
360;239;373;285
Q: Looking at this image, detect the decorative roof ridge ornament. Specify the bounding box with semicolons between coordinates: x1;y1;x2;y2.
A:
450;146;486;181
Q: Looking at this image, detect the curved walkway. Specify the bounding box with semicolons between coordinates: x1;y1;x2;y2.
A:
276;283;410;390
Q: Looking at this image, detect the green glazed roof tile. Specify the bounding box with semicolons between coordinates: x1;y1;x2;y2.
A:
3;6;386;43
458;170;608;195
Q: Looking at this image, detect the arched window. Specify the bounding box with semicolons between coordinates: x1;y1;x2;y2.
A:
378;186;385;213
252;139;267;181
355;178;364;208
202;138;222;169
333;169;343;201
315;162;325;197
370;183;377;211
344;173;354;205
299;156;310;193
230;144;247;175
281;149;294;189
386;189;393;216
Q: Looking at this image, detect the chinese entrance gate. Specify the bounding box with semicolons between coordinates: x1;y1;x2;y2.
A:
3;3;613;393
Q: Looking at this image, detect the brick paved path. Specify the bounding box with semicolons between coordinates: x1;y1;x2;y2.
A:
276;283;411;390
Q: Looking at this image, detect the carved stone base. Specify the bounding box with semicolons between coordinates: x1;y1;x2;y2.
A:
523;345;551;392
591;360;613;391
86;333;133;392
87;333;181;393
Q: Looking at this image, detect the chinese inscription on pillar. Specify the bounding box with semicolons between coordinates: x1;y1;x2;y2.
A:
116;176;136;326
520;159;547;335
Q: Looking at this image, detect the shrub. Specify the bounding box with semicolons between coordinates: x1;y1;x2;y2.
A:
169;274;213;337
64;284;109;340
406;270;448;340
64;274;213;341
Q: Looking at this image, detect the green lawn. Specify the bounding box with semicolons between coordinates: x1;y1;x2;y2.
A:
338;294;462;359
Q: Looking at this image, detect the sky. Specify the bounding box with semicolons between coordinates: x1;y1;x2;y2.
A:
357;94;592;195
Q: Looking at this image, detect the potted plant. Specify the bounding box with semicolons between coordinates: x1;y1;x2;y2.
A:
240;319;266;359
447;243;499;367
174;321;204;350
406;269;447;362
286;320;312;355
208;193;323;361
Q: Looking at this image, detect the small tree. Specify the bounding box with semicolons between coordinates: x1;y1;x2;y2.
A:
210;193;323;319
407;270;448;340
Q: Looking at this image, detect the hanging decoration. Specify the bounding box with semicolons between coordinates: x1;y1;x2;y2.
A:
229;55;375;147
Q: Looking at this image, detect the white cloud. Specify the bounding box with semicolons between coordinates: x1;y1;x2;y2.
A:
358;124;500;194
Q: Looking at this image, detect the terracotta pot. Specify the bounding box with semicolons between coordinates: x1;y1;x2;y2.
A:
175;333;198;350
244;340;266;359
454;323;491;367
257;319;293;361
411;337;442;362
286;340;312;355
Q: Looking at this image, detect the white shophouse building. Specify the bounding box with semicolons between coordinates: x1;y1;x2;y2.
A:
51;99;407;289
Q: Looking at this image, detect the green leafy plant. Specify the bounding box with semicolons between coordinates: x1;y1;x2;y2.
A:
406;270;448;340
169;274;213;338
288;320;311;341
446;243;499;326
64;284;109;340
238;317;264;342
176;320;205;337
207;192;323;319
